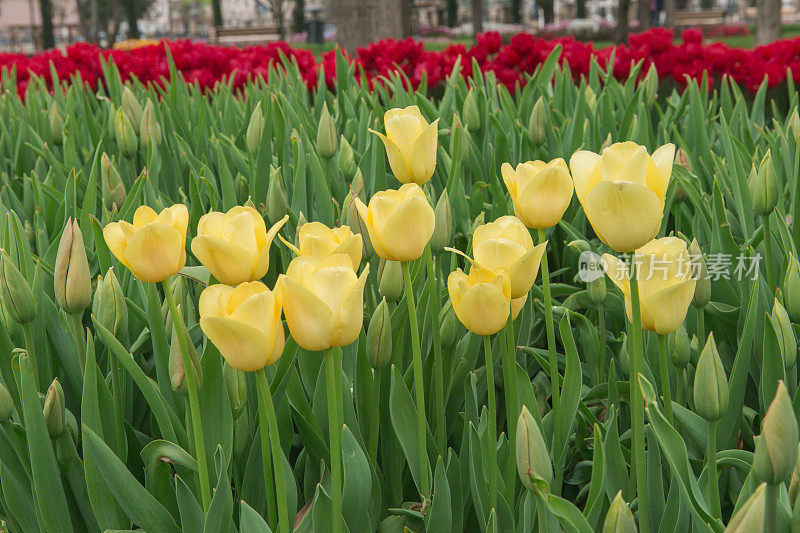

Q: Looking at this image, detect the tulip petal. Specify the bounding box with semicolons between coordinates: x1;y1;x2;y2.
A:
379;192;435;262
501;162;517;197
355;198;391;260
253;214;289;280
333;264;369;347
584;180;663;252
508;242;547;299
600;253;630;294
191;236;256;286
643;278;696;334
103;221;137;271
447;269;468;309
515;165;574;229
167;204;189;237
279;275;337;352
569;150;602;205
371;130;412;184
230;289;281;344
456;283;510;336
124;223;184;283
198;284;234;318
200;317;272;371
197;211;227;236
409;119;438;185
133;205;158;227
511;294;527;320
649;143;675;201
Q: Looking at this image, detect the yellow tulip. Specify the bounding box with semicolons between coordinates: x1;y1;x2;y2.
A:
511;294;527;320
370;106;439;185
278;254;369;351
104;204;188;283
355;183;435;262
500;159;574;229
448;267;511;336
601;237;697;335
199;282;284;371
570;141;675;252
289;221;363;267
472;216;547;299
191;207;288;286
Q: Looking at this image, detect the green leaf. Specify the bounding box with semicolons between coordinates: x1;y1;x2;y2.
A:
389;364;431;496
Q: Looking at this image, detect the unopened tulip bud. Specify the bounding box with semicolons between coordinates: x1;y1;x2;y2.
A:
588;276;606;307
430;190;452;252
584;86;597;111
603;491;637;533
754;381;799;484
114;107;138;158
264;167;289;225
367;298;392;369
642;64;659;105
527;97;547;146
672;324;690;368
223;362;247;420
246;105;264;154
378;260;403;302
690;239;710;308
140;99;161;147
344;192;373;261
784;254;800;323
440;300;456;348
317;103;337;159
43;379;64;438
617;333;630;376
0;253;36;325
773;296;797;370
49;106;63;146
725;483;766;532
789;107;800;140
516;405;552;490
122;86;143;130
464;88;481;132
337;135;356;179
235;173;249;205
233;406;249;458
93;268;128;337
0;382;13;422
168;310;202;394
54;218;92;314
600;133;613;151
101;153;126;211
749;150;778;216
694;333;729;422
567;239;592;255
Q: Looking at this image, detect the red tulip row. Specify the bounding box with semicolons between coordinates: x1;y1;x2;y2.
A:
1;28;796;96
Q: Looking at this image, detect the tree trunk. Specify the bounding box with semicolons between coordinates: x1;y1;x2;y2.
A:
292;0;305;34
268;0;286;39
330;0;376;52
511;0;522;22
38;0;55;49
755;0;781;44
124;0;140;39
663;0;674;28
638;0;650;31
472;0;483;40
90;0;98;41
447;0;458;26
577;0;587;18
541;0;555;23
211;0;223;28
616;0;630;42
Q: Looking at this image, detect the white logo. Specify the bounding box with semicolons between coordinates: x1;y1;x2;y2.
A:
577;250;604;283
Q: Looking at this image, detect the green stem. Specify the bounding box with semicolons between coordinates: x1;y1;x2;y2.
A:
501;321;518;502
598;305;607;379
696;307;705;348
21;324;39;391
628;262;650;533
402;261;430;498
325;347;343;533
424;246;446;455
763;214;775;292
256;369;289;533
160;280;211;511
537;228;558;409
368;367;382;464
69;313;87;374
706;420;720;519
483;335;497;511
765;482;778;532
658;334;673;424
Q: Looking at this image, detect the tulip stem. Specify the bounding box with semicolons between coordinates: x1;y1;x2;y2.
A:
696;308;705;351
22;324;39;391
762;214;775;292
765;482;779;532
705;420;720;519
402;261;431;499
69;313;87;373
324;347;343;533
256;368;289;533
598;305;607;379
658;334;673;424
424;246;446;455
501;320;518;502
537;228;558;409
368;367;382;464
160;280;211;511
483;334;497;512
628;264;650;533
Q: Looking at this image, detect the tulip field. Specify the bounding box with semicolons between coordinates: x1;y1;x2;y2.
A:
1;39;800;533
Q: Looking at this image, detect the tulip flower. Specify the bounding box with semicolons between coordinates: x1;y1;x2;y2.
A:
472;215;547;299
278;254;369;352
54;218;92;315
370;106;438;185
199;281;285;372
570;141;675;252
500;159;574;229
283;221;363;267
191;207;288;286
355;183;435;262
448;266;511;336
601;237;696;335
104;204;188;283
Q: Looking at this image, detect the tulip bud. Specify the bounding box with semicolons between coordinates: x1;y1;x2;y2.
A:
439;300;456;348
246;105;264;154
0;253;36;325
0;382;13;422
140;99;162;147
784;254;800;323
602;491;637;533
463;88;481;132
366;298;392;369
93;268;128;338
754;381;799;484
101;153;126;211
43;379;65;438
263;167;288;225
168;310;202;394
516;405;552;490
337;135;356;179
114;107;138;158
588;276;606;307
693;333;729;422
527;97;547;146
773;296;797;371
642;64;659;105
223;362;247;420
789;107;800;140
122;86;143;130
430;190;452;252
725;483;766;533
317;103;337;159
378;260;403;302
584;86;597;111
748;150;778;216
54;218;92;314
345;171;374;259
567;239;591;255
689;239;710;309
233;406;249;458
672;324;690;368
617;333;630;376
49;106;63;146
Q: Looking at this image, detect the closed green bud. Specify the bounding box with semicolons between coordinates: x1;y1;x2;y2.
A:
748;150;778;216
0;253;36;325
672;324;690;369
0;382;13;422
693;333;729;422
233;406;249;458
235;173;249;205
246;105;264;155
223;362;247;420
527;97;547;146
642;64;659;105
367;297;392;369
463;88;481;131
617;333;630;377
516;405;552;490
588;276;606;307
440;300;456;348
101;153;126;211
168;307;202;394
789;107;800;140
689;239;710;308
584;86;597;111
48;105;63;146
337;135;356;179
317;103;337;159
93;268;128;338
140;99;162;147
603;491;637;533
54;218;92;314
725;483;766;533
43;378;64;438
121;86;143;130
772;295;797;371
784;254;800;323
114;107;138;158
754;381;799;484
378;260;403;302
600;133;614;151
430;190;452;252
266;167;289;225
567;239;592;255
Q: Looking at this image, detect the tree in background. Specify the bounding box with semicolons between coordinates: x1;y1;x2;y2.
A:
756;0;781;44
293;0;305;33
637;0;650;32
75;0;150;45
472;0;483;38
511;0;522;23
447;0;457;26
330;0;408;52
211;0;223;27
616;0;630;42
39;0;55;48
576;0;586;18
